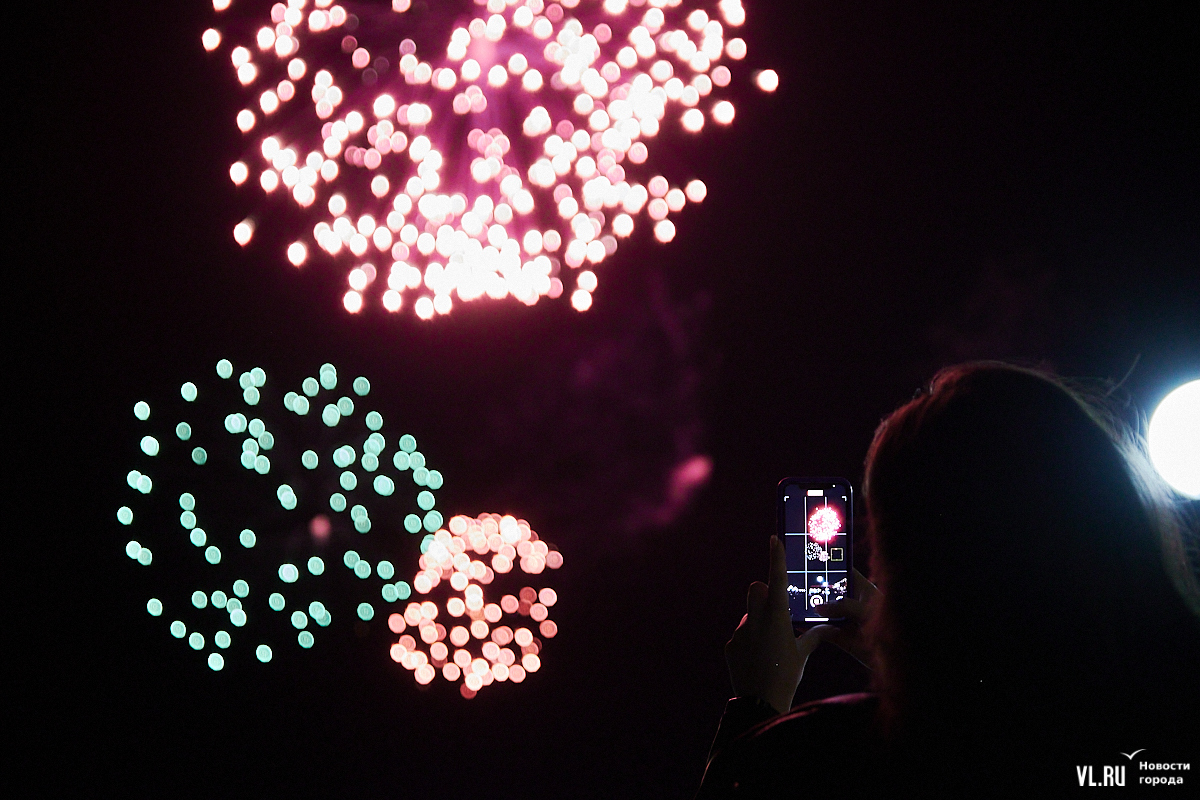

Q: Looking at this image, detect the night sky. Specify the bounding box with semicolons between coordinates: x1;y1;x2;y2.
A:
23;1;1198;796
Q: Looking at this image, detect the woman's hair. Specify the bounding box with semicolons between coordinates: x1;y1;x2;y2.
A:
862;362;1199;758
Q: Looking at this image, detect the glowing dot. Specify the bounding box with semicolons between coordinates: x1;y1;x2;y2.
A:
192;590;208;609
123;539;140;559
354;561;372;579
240;529;257;548
170;621;186;639
134;401;150;420
298;631;315;648
712;100;735;125
189;632;205;650
681;108;704;132
353;377;371;396
269;593;285;611
308;556;325;575
1148;379;1200;498
140;436;160;456
278;485;297;510
182;491;198;509
755;69;779;92
205;546;221;564
279;564;299;583
234;220;254;245
202;28;221;50
212;591;227;608
146;598;162;616
215;631;231;649
137;475;153;494
291;611;308;629
256;645;273;662
233;579;249;598
287;242;307;266
190;528;207;547
357;603;375;621
117;506;133;525
302;450;318;469
571;289;593;312
322;404;341;427
727;38;747;59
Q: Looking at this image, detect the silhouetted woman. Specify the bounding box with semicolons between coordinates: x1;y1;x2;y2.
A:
698;363;1199;797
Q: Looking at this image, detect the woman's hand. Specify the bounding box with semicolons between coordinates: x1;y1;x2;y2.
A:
812;568;879;670
724;536;840;715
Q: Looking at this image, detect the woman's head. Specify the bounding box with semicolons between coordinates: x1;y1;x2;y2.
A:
862;363;1198;743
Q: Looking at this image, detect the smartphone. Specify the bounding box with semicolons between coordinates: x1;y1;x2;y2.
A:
777;477;854;625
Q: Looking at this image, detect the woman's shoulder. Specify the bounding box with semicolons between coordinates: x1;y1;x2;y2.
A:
748;692;882;753
697;694;883;799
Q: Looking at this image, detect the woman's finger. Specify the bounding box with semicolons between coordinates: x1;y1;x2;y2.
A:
852;568;880;603
813;598;867;621
796;624;838;661
767;536;790;616
746;581;769;617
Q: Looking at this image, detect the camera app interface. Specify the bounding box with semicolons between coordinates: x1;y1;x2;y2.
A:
782;484;849;622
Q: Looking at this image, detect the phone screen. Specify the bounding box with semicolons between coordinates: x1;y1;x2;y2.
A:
778;478;853;624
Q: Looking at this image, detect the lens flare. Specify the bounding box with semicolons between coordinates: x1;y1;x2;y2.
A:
390;513;562;697
807;505;840;544
1148;379;1200;498
206;0;766;315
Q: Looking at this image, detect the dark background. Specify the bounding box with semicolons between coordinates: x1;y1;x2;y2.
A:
22;1;1198;796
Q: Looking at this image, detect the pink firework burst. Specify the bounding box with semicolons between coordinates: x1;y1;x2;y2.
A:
807;506;840;544
387;513;563;698
205;0;775;317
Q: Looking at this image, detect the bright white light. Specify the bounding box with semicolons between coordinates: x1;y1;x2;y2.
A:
1148;379;1200;498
